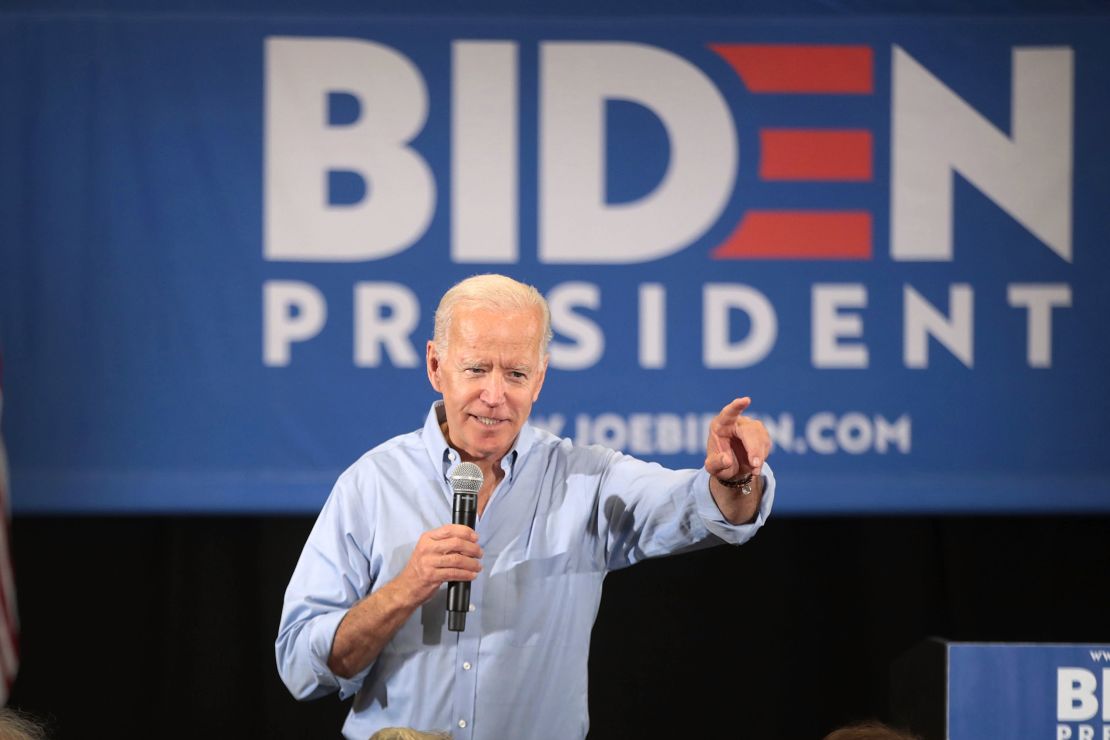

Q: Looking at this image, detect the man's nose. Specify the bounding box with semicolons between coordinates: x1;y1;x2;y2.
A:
479;374;505;405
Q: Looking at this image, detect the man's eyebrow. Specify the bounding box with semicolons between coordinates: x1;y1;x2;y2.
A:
451;354;535;371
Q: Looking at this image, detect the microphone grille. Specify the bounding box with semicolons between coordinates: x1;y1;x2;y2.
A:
449;462;484;495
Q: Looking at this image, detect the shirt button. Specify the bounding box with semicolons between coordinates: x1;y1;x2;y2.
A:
468;604;476;612
463;661;472;671
458;719;467;729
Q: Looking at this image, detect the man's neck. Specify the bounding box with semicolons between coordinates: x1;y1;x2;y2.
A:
440;421;509;514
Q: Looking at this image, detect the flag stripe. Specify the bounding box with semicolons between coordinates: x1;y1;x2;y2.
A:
759;129;874;181
711;211;873;260
708;44;874;94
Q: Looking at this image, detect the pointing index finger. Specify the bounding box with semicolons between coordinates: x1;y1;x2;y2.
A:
716;397;752;426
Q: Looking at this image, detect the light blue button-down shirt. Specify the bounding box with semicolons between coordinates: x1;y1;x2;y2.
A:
276;402;775;740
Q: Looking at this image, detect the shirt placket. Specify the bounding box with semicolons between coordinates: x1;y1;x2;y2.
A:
450;569;482;740
446;450;515;739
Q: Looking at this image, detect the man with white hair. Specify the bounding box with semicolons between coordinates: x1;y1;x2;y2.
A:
277;274;775;740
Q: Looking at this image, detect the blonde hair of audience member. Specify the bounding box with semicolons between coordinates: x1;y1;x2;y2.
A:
368;728;452;740
0;708;48;740
823;719;921;740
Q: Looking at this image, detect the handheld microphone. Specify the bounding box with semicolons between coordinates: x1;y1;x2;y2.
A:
447;462;482;632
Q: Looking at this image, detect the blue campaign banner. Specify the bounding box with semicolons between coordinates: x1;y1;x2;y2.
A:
948;643;1110;740
1;14;1109;513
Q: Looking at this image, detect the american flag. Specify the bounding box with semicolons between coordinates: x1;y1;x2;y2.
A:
0;356;19;704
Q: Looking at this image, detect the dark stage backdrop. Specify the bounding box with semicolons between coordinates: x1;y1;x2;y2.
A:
10;515;1109;739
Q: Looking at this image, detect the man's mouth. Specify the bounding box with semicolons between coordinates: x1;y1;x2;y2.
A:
472;414;505;427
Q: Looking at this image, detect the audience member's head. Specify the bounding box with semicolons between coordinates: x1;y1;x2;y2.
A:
368;728;452;740
823;719;921;740
0;707;48;740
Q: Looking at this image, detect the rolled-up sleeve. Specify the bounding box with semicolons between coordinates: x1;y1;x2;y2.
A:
595;450;775;571
275;473;376;701
692;464;775;545
276;605;371;700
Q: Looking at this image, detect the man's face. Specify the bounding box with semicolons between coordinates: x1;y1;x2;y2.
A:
427;305;548;465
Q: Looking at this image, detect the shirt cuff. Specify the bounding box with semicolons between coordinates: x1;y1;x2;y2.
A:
308;608;373;700
694;463;776;545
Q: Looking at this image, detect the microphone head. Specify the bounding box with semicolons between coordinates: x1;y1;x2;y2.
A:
449;462;483;495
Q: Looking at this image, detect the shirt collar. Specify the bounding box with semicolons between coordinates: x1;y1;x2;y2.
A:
421;400;534;484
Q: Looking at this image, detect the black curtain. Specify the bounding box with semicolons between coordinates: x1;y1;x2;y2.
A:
10;515;1110;739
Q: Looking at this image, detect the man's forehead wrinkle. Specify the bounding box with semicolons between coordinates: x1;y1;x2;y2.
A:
447;308;545;368
449;325;530;349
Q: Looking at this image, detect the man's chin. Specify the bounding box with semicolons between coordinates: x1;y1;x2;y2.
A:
463;429;515;459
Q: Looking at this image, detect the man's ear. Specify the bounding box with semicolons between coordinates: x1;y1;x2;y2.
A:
426;341;443;392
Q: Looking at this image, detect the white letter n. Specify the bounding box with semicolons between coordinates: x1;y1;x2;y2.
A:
891;46;1073;262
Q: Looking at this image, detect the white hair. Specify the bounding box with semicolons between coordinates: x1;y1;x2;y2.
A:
432;274;552;358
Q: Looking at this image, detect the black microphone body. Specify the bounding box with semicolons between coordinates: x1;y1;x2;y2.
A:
447;463;482;632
